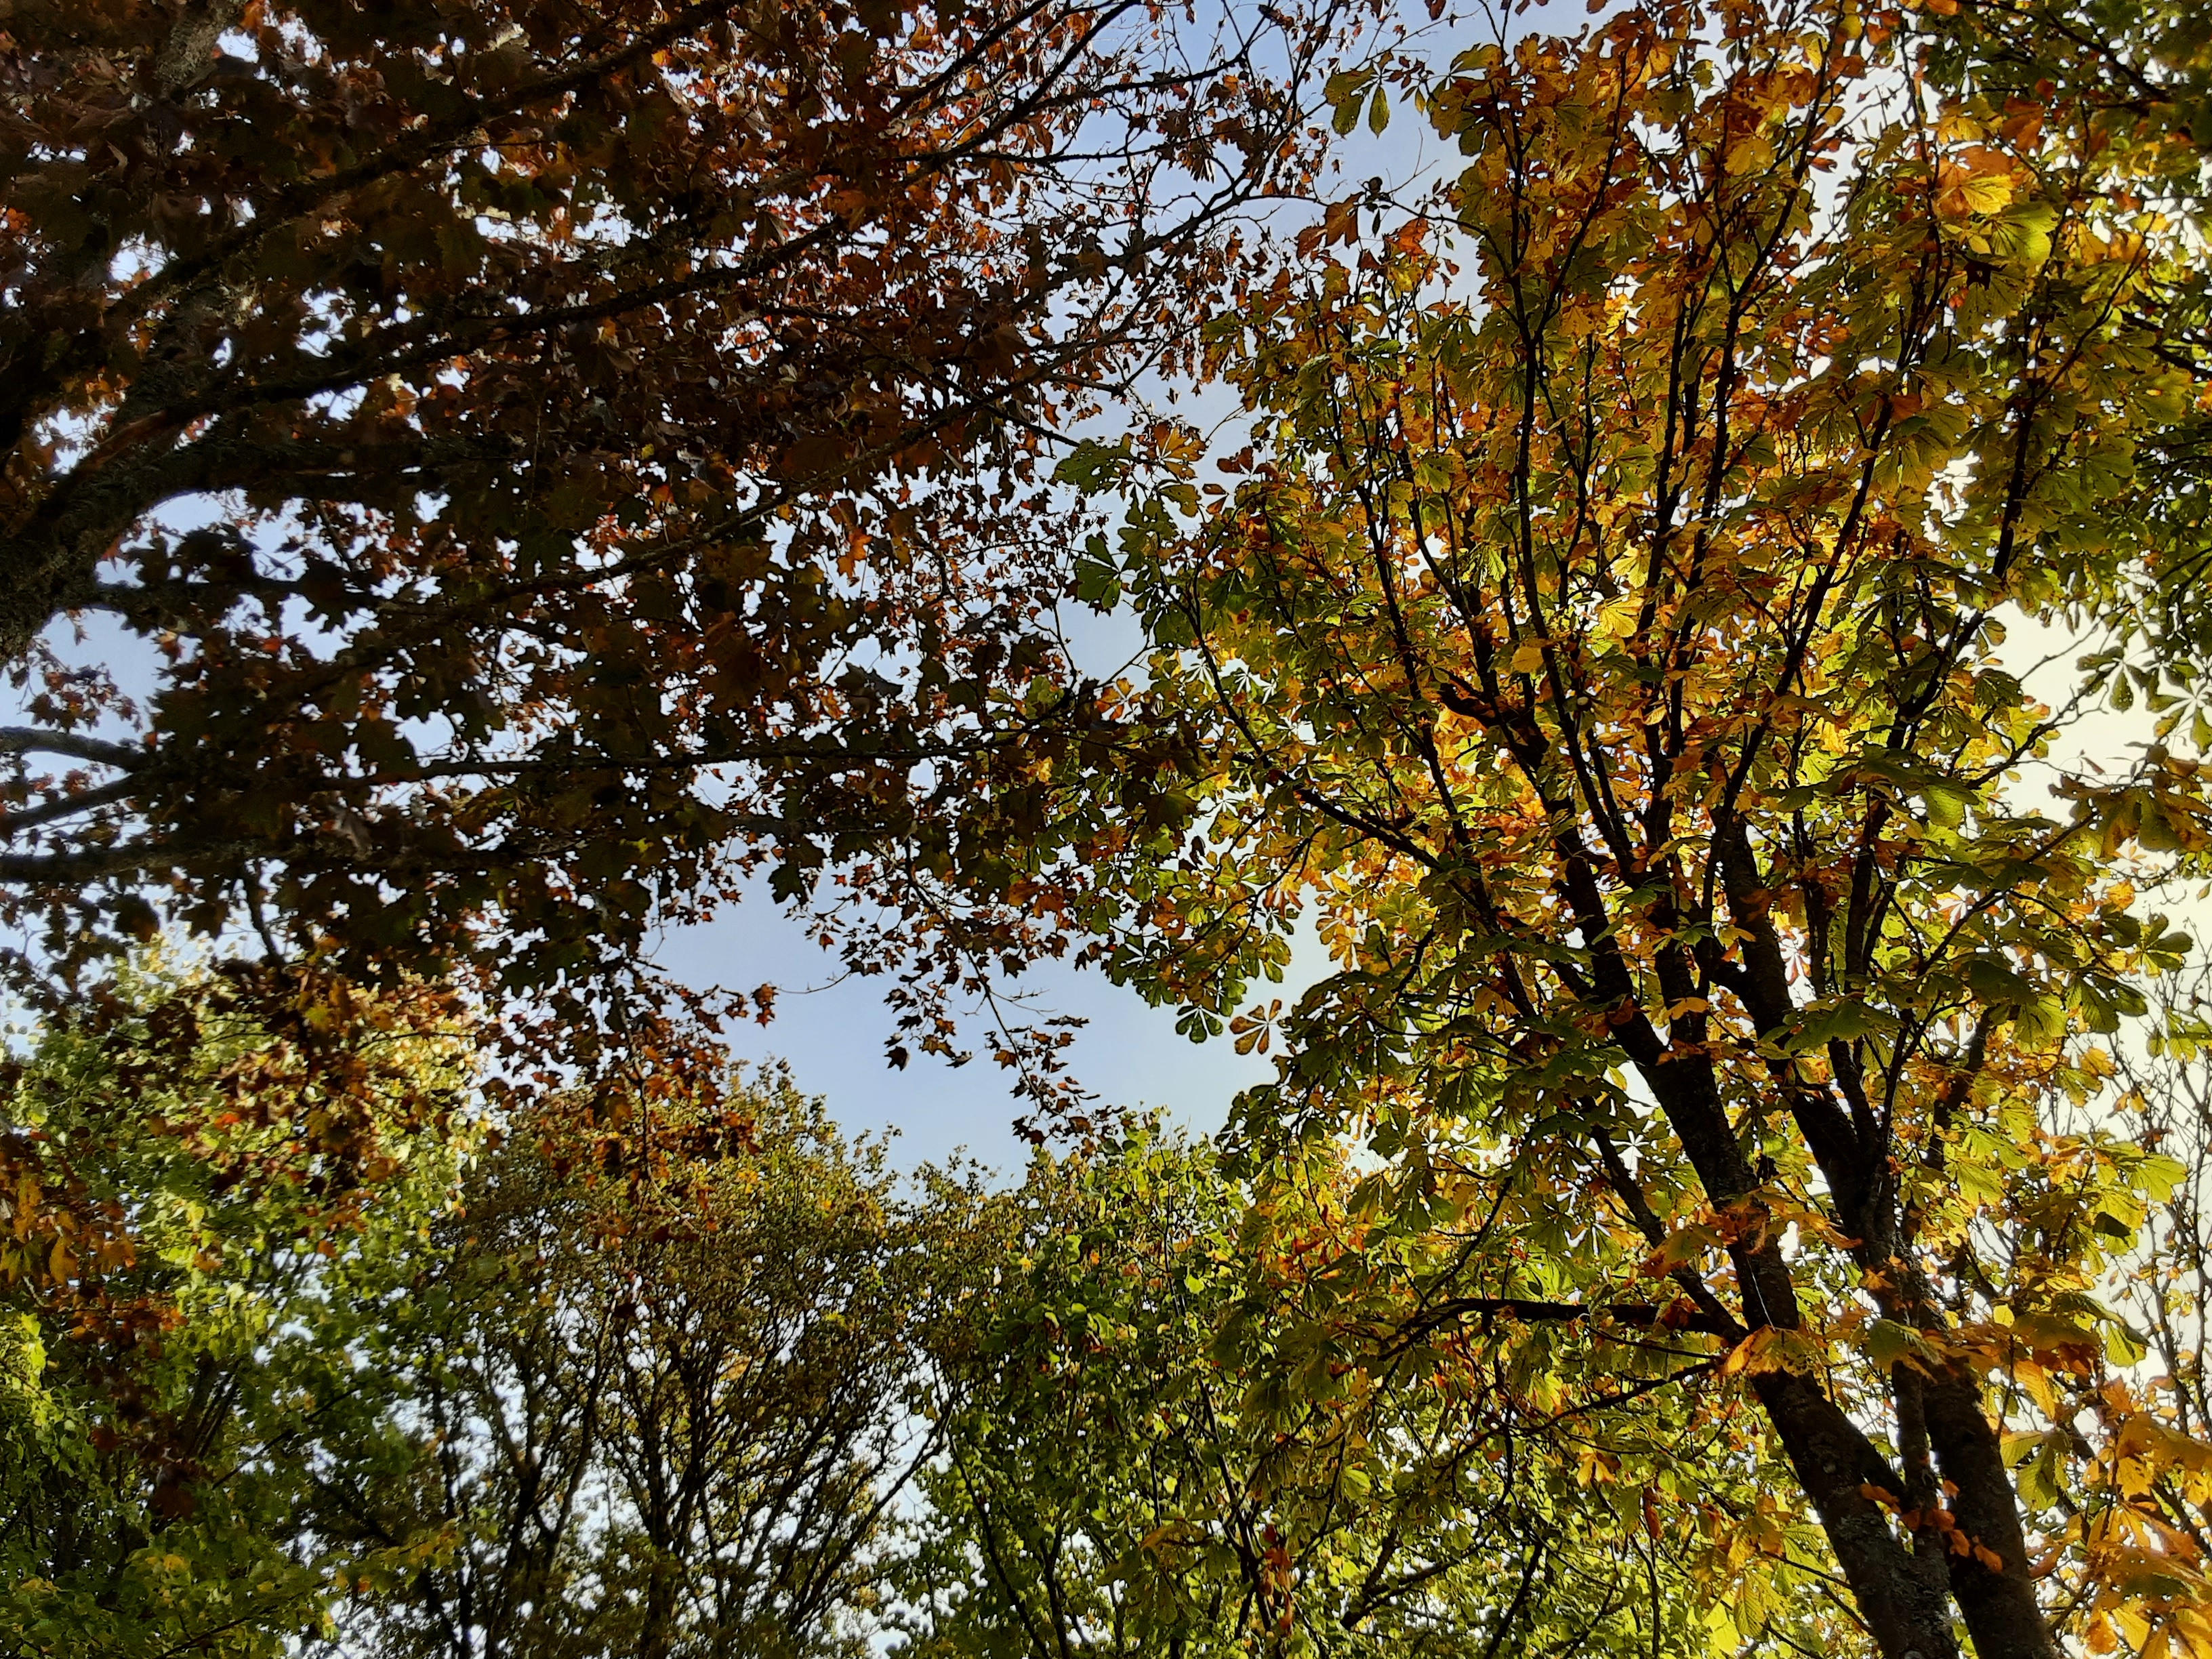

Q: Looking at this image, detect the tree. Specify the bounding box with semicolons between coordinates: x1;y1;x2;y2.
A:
1077;0;2212;1652
0;966;985;1659
325;1069;975;1659
0;0;1356;1091
1938;0;2209;204
901;1124;1791;1656
0;962;476;1658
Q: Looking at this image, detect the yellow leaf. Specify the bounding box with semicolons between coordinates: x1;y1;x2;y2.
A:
2013;1359;2057;1418
1721;1327;1818;1376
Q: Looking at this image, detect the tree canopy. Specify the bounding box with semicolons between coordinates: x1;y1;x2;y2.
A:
9;0;2212;1655
0;963;475;1657
1060;0;2212;1652
0;0;1355;1093
905;1127;1788;1656
3;972;1755;1658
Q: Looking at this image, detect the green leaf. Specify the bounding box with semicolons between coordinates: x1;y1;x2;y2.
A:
1864;1318;1940;1376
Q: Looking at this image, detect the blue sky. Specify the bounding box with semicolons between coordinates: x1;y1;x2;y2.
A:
653;903;1318;1173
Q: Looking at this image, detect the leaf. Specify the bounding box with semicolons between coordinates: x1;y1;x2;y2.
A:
1864;1318;1941;1377
1328;66;1374;135
1056;440;1133;493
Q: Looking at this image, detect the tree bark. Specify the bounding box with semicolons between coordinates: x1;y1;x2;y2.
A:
1750;1370;1963;1659
1923;1367;2064;1659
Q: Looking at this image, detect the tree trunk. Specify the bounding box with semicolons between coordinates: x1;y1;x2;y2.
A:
1750;1370;1963;1659
1923;1367;2064;1659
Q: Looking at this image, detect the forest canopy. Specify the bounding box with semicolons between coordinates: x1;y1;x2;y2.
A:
5;0;2212;1654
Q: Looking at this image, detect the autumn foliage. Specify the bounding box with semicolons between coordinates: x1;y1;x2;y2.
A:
8;0;2212;1655
1063;0;2212;1652
0;0;1349;1088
